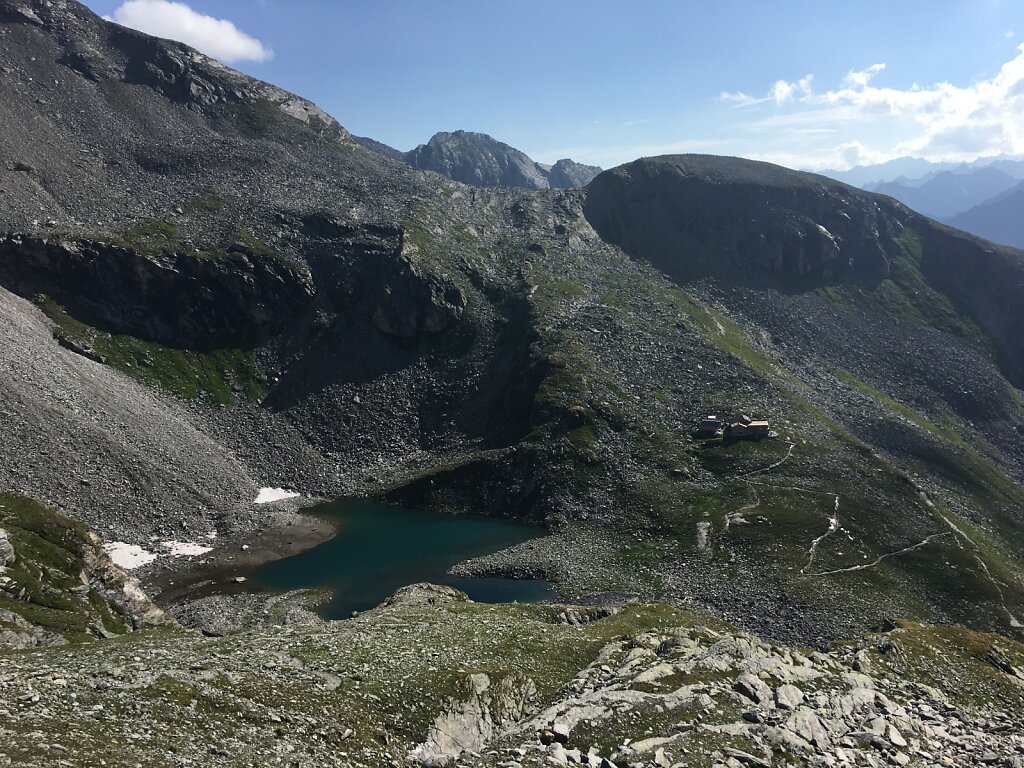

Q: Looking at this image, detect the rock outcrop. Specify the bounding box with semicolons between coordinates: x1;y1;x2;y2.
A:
0;493;168;649
0;234;314;348
410;672;539;766
1;588;1023;767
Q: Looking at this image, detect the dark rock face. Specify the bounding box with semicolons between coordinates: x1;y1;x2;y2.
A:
584;155;896;288
368;251;466;338
0;234;314;348
296;219;465;339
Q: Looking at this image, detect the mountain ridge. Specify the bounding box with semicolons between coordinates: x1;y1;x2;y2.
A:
870;166;1019;218
356;129;602;189
945;180;1024;249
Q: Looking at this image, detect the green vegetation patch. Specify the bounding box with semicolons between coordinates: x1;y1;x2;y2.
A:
822;362;967;449
0;494;127;641
221;97;282;136
110;217;179;255
817;227;994;356
39;299;265;404
184;189;227;214
871;622;1024;709
658;286;779;379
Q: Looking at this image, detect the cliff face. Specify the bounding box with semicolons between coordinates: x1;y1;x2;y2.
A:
584;155;898;287
0;234;315;348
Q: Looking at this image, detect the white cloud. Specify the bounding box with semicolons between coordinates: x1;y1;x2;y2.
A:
842;63;886;89
720;74;812;108
771;75;814;105
108;0;273;64
719;45;1024;170
719;90;764;107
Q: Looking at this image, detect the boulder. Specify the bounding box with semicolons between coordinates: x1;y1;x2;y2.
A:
733;672;773;706
0;528;13;566
785;709;832;749
775;684;804;710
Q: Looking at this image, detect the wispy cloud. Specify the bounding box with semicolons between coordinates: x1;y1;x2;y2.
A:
107;0;273;64
718;46;1024;169
721;75;813;108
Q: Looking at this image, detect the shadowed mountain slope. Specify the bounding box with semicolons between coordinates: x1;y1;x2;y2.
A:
946;180;1024;249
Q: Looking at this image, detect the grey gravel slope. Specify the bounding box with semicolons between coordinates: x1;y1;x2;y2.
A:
0;286;261;543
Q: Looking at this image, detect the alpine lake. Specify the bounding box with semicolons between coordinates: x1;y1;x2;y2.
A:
251;499;554;619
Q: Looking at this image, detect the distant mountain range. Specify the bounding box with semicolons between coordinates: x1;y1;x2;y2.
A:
821;155;1024;249
946;182;1024;248
822;154;1024;188
355;130;602;190
868;166;1020;219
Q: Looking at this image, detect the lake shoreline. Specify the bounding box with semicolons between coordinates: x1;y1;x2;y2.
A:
146;503;342;608
236;499;555;619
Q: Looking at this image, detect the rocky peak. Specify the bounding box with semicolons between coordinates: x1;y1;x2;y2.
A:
546;157;602;189
406;130;551;189
359;130;601;190
1;0;351;134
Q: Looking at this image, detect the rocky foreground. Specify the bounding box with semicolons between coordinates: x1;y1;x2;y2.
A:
0;582;1021;767
2;485;1020;767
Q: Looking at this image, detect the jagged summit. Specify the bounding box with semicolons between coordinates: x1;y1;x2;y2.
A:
406;130;549;189
357;129;601;189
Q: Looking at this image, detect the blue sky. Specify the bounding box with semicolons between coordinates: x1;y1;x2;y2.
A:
84;1;1024;170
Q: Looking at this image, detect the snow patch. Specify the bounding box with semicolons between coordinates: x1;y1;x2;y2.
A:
816;223;838;246
105;542;157;570
255;487;300;504
160;541;213;557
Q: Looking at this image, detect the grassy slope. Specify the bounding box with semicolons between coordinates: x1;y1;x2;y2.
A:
483;213;1024;640
38;298;265;405
0;494;130;641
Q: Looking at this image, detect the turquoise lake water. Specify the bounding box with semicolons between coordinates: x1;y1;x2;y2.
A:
252;499;554;619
